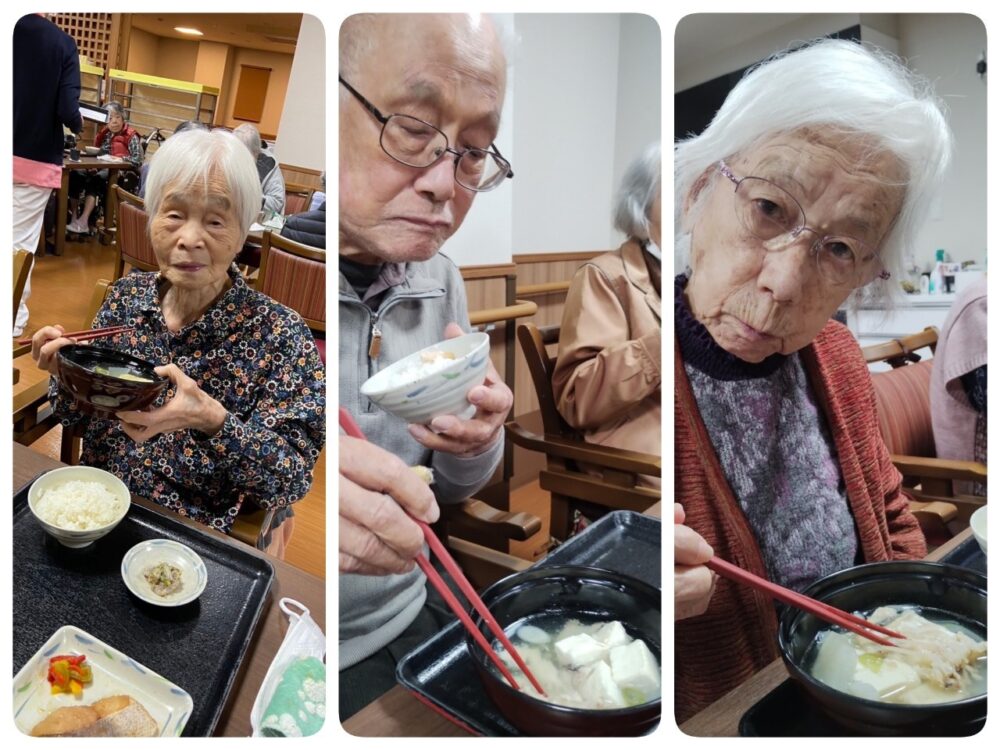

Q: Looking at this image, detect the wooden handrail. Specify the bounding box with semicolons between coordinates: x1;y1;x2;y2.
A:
516;281;571;297
469;300;537;327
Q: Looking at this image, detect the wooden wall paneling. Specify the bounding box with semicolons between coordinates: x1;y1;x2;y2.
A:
279;164;324;192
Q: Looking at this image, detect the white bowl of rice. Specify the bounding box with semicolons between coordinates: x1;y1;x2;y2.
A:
28;466;131;548
361;332;491;425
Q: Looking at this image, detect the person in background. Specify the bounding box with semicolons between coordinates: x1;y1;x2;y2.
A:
233;123;286;215
138;119;209;198
552;143;661;489
930;276;987;495
281;173;326;249
338;13;514;719
13;13;83;337
673;39;952;721
30;129;325;557
67;101;142;234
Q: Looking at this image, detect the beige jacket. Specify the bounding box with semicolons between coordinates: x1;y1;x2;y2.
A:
552;239;662;485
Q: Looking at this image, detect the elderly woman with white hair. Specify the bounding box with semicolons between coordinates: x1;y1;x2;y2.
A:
232;123;286;215
30;129;325;553
552;142;661;487
67;101;143;233
673;39;952;722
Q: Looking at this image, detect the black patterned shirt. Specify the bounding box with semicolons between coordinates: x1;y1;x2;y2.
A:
49;266;326;533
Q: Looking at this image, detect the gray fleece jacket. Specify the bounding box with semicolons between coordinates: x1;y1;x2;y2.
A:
338;251;503;669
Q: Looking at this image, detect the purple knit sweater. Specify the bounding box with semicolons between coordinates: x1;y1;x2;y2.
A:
676;275;860;590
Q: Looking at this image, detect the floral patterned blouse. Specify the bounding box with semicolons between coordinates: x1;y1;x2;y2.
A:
49;266;326;533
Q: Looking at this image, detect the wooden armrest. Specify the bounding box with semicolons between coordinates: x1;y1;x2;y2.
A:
14;379;50;418
13;342;31;359
891;454;987;484
908;500;958;523
441;499;542;541
505;421;661;476
444;537;532;590
230;506;276;549
14;379;59;446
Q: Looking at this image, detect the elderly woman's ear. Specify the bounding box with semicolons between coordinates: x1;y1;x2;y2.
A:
681;165;717;231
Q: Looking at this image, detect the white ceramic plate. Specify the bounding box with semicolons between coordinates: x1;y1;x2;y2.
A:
121;539;208;607
13;625;193;737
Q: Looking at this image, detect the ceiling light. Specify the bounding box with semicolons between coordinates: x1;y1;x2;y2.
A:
174;27;203;36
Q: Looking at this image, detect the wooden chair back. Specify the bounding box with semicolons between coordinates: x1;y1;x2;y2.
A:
508;323;660;541
518;323;569;438
863;326;938;368
255;230;326;333
113;187;159;279
13;249;33;324
12;249;35;382
283;183;314;216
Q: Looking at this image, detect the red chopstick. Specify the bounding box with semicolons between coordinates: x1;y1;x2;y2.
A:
16;325;133;346
705;556;905;647
338;406;547;695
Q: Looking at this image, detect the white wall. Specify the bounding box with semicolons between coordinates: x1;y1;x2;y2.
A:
898;14;987;270
274;14;325;172
444;13;662;267
674;13;986;273
444;14;515;267
611;13;662;244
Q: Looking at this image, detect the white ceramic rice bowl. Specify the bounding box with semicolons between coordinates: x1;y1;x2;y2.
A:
970;505;986;555
27;466;131;548
360;332;490;425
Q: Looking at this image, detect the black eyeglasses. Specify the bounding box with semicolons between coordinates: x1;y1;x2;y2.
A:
339;76;513;192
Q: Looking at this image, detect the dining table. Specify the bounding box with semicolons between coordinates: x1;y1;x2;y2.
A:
12;442;325;737
679;527;977;737
54;154;137;257
342;500;663;736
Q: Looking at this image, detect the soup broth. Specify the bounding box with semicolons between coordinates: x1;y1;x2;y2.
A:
806;605;987;704
491;614;661;710
91;364;153;383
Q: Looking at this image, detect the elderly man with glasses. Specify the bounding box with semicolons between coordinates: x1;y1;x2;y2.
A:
338;13;514;719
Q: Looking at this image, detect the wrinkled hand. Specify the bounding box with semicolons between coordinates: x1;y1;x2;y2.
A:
30;325;82;375
117;364;227;442
675;503;717;621
407;322;513;457
339;435;440;576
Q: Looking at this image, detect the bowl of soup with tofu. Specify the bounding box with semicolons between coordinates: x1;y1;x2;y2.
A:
465;565;661;736
57;345;169;416
778;561;987;736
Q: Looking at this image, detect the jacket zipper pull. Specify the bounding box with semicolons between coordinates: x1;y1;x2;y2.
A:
368;325;382;359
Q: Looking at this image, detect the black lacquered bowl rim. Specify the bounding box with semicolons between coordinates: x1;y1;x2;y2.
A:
464;564;663;717
777;560;988;712
58;344;169;386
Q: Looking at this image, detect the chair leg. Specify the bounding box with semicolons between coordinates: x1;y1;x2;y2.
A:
551;496;572;543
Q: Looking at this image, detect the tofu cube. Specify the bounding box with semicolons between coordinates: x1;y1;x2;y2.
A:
576;661;625;709
593;621;631;648
853;656;920;697
554;633;607;668
610;640;660;696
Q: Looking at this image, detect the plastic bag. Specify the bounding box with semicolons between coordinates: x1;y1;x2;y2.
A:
250;598;327;737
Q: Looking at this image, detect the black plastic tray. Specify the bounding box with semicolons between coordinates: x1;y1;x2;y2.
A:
938;535;986;576
396;510;661;735
12;474;275;736
739;677;986;736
